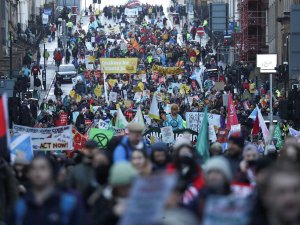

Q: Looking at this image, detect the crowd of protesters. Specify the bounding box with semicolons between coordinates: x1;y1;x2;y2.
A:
2;2;300;225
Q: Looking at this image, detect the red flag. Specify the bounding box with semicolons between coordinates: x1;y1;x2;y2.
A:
226;94;239;130
252;113;259;136
0;94;10;161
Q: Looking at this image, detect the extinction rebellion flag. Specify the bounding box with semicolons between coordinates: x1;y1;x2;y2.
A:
0;94;10;161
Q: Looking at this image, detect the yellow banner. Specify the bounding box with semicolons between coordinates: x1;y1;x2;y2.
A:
152;65;183;75
100;58;138;74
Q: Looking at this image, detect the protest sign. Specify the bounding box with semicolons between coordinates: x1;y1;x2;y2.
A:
156;93;163;102
152;65;183;75
217;128;229;143
186;112;221;132
144;128;198;145
142;90;150;99
94;85;102;97
98;119;109;129
203;195;250;225
104;24;121;34
231;124;241;133
55;112;68;126
13;125;72;151
72;111;79;124
160;126;175;143
72;127;87;151
119;174;177;225
213;82;225;91
89;128;114;148
209;125;217;142
100;58;138;74
10;134;33;162
124;8;139;16
109;92;118;102
133;92;142;102
231;183;253;198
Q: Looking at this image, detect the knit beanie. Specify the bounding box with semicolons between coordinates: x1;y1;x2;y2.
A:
109;162;138;187
204;156;233;182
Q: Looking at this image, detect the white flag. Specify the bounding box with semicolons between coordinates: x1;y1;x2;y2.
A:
131;107;145;127
257;106;269;143
115;108;128;129
149;94;160;120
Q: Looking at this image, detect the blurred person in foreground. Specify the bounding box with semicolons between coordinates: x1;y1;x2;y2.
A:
188;156;232;221
248;161;300;225
131;149;153;176
151;142;170;172
167;137;205;206
7;155;86;225
89;162;137;225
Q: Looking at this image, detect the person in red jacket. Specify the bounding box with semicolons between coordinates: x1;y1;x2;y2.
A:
54;50;63;67
167;137;205;206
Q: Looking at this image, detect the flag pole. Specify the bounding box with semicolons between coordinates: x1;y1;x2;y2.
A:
104;72;109;104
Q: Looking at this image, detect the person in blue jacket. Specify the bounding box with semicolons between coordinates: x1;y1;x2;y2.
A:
163;104;184;131
113;122;148;163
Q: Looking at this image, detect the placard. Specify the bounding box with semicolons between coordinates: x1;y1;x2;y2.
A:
109;92;117;102
203;195;250;225
119;174;177;225
160;126;175;143
186;112;220;132
100;58;138;74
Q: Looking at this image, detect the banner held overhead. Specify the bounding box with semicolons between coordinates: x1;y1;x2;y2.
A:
100;58;138;74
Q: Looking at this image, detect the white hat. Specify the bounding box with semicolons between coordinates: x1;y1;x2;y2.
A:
204;156;232;182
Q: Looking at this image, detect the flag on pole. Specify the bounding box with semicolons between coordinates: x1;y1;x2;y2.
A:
103;73;109;104
226;94;239;130
115;108;128;129
130;107;146;127
0;94;10;161
149;94;160;120
10;134;33;162
248;107;258;120
252;113;259;136
289;128;300;141
273;123;283;148
257;106;270;143
196;107;210;164
89;128;114;148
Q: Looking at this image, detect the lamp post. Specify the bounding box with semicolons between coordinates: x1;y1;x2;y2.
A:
42;42;46;91
9;31;13;79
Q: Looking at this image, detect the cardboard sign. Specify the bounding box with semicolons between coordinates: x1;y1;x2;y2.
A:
109;92;117;102
134;92;142;102
213;82;225;91
100;58;138;74
203;195;250;225
144;128;198;145
186;112;221;132
119;174;177;225
160;126;175;143
72;127;87;151
98;119;109;129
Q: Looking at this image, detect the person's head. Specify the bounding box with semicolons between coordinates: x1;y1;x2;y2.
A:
284;136;299;146
280;143;300;162
109;162;138;198
209;142;223;156
82;140;99;158
93;151;111;185
28;156;55;190
228;133;244;157
204;156;232;193
127;122;144;146
131;150;149;174
171;104;179;116
261;162;300;224
243;144;259;162
151;142;169;169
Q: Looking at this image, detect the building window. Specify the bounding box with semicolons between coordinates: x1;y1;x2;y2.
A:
1;1;6;20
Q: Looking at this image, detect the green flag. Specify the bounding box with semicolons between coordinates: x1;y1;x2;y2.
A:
273;123;283;149
89;128;114;149
196;107;210;164
115;108;128;129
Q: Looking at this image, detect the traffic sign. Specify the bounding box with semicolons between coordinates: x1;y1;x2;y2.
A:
197;26;205;36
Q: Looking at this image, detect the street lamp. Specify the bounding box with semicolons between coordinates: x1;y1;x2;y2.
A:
42;42;47;91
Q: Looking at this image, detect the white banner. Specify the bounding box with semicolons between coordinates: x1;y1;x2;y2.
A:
13;124;72;151
124;8;139;17
186;112;221;132
109;92;117;102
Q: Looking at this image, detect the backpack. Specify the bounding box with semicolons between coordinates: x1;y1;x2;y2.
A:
15;193;77;225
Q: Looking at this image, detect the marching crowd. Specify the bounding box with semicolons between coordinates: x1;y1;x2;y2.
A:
2;2;300;225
